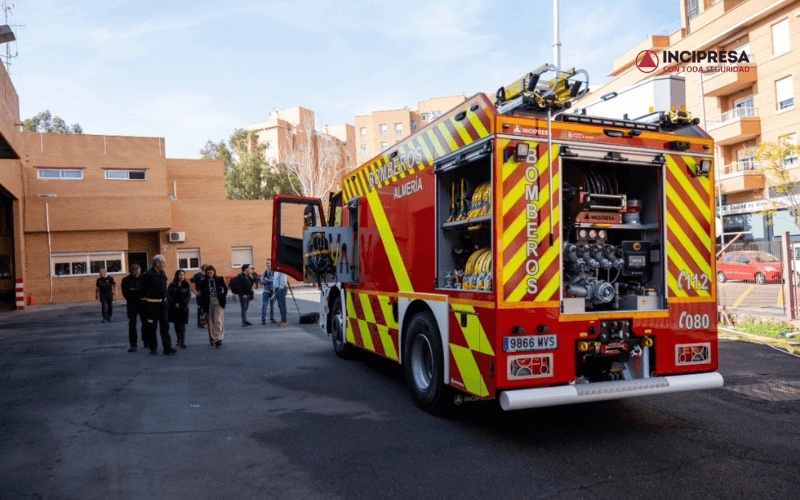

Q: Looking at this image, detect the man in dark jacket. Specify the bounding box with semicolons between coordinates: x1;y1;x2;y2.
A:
229;264;254;326
190;264;207;328
95;268;116;323
121;264;143;352
139;255;177;355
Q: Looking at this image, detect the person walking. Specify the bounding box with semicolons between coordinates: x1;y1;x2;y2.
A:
190;264;207;328
95;268;116;323
198;265;228;348
168;269;192;348
229;264;254;327
261;259;275;325
272;269;289;326
121;264;143;352
139;255;177;356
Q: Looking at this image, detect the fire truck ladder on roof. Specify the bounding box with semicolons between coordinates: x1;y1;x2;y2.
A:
495;63;589;115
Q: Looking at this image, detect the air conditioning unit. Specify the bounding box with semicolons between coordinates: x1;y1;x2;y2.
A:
168;231;185;243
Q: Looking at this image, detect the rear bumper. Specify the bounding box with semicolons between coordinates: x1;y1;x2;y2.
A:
499;372;724;411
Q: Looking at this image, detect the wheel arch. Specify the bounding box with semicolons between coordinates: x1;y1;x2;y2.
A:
398;297;450;380
325;285;342;333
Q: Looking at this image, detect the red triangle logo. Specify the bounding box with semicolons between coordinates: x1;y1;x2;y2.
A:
638;52;657;68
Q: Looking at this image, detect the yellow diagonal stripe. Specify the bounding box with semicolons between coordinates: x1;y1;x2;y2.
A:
359;293;376;323
502;145;558;216
503;214;550;279
467;109;489;137
427;130;446;157
450;344;489;397
376;324;399;361
377;295;398;329
666;188;711;250
450;304;495;356
418;137;434;168
357;318;375;351
502;172;560;245
667;217;712;277
534;267;561;302
452;117;473;145
365;189;414;292
507;239;560;302
437;123;458;151
666;156;710;220
345;292;357;343
667;247;694;297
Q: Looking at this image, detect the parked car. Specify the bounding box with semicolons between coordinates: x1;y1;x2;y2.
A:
716;251;783;284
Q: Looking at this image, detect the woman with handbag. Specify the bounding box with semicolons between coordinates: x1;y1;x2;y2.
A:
167;269;192;348
198;265;228;348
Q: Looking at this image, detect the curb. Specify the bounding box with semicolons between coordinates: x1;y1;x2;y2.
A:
719;326;800;356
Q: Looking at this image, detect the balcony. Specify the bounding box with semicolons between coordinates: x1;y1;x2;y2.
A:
716;160;765;195
704;63;757;97
707;107;761;146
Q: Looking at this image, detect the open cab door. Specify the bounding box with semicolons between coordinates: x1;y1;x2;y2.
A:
271;195;326;281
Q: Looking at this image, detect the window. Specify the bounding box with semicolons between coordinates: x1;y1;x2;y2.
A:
52;252;125;277
37;169;82;179
266;140;273;150
776;76;794;111
380;142;388;151
395;123;403;135
431;111;442;119
686;0;698;21
781;134;798;169
361;145;367;157
177;249;201;270
105;170;146;180
411;120;417;131
722;253;735;263
379;124;388;136
772;19;790;56
421;113;430;122
299;144;304;152
360;127;366;139
737;148;755;171
231;246;253;268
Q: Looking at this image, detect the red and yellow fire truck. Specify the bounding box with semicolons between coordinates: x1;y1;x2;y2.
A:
272;64;723;413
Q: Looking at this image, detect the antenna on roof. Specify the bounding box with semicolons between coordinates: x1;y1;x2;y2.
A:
0;1;21;73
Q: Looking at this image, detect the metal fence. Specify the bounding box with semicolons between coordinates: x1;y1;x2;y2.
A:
716;239;795;319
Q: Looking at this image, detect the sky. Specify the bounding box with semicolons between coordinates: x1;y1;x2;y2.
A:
8;0;682;159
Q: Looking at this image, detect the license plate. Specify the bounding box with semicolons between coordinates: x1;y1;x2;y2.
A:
503;334;557;352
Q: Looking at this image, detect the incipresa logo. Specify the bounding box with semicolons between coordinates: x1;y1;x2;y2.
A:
636;50;659;73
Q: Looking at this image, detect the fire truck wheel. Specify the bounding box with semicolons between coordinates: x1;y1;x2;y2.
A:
331;296;354;359
404;312;450;414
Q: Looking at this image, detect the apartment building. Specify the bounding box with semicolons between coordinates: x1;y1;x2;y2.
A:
355;95;467;161
246;107;355;194
577;0;800;243
0;62;303;310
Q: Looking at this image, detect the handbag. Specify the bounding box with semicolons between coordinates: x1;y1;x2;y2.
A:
199;310;208;326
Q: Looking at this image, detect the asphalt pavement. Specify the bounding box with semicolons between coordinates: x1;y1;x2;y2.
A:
1;293;799;499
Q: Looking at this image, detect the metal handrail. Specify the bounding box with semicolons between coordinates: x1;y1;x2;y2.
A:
707;106;757;129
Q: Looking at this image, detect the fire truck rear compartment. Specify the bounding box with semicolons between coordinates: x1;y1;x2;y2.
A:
561;157;665;314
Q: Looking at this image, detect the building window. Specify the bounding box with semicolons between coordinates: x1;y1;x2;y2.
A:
395;123;403;135
361;145;367;157
685;0;698;21
411;120;417;131
360;127;366;139
37;169;82;179
380;142;388;152
231;246;253;268
266;141;273;150
379;124;388;136
431;111;442;119
776;76;794;111
421;113;430;122
105;170;146;180
177;249;201;270
772;18;790;56
299;144;304;152
52;252;125;277
781;134;798;169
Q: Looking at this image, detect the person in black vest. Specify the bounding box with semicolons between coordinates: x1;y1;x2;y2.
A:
139;254;177;356
95;268;116;323
168;269;192;348
197;265;228;348
190;264;207;328
121;264;143;352
229;264;254;326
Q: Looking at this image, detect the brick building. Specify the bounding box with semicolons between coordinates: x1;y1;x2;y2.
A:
577;0;800;243
0;62;299;309
354;95;467;161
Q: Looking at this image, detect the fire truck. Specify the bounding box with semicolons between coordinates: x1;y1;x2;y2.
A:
271;64;723;413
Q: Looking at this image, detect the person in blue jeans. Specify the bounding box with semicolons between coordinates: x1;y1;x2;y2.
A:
272;270;288;326
261;259;275;325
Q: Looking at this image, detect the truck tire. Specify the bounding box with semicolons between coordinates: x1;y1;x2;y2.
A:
404;312;450;414
331;296;354;359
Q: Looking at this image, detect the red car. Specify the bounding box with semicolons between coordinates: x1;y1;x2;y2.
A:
716;251;783;284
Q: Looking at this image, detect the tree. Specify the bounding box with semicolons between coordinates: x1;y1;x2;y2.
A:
282;116;354;198
22;110;83;134
754;137;800;230
201;129;298;200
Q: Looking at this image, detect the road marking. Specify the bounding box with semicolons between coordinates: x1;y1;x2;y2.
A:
731;285;754;308
777;285;783;307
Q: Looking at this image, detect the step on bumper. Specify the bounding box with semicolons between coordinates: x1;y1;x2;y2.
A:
499;372;724;411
